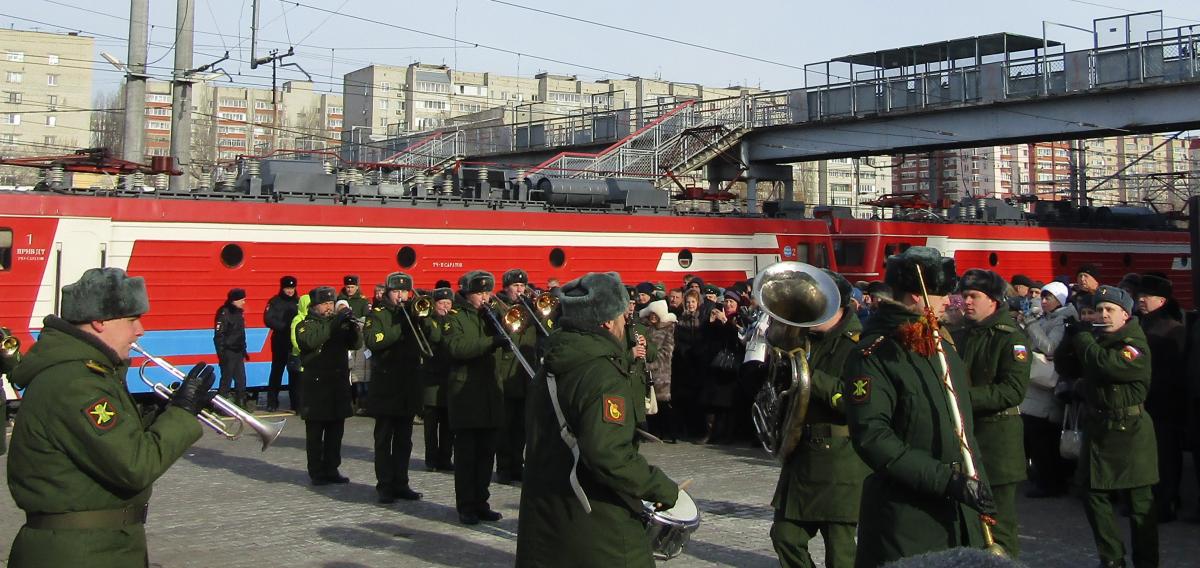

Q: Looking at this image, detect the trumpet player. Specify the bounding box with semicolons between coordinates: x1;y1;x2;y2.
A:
1;325;20;456
421;286;457;472
495;268;539;485
296;286;362;485
363;272;424;503
7;267;216;567
339;275;371;413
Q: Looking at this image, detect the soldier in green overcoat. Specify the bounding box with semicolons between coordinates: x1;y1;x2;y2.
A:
770;270;870;568
339;274;372;411
296;286;362;485
493;268;540;484
0;325;20;455
421;286;456;471
844;247;995;568
444;270;506;524
623;289;659;421
7;267;214;568
363;272;424;503
516;272;679;568
952;269;1031;557
1055;285;1158;568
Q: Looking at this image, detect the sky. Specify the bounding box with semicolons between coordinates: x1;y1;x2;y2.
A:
2;0;1199;100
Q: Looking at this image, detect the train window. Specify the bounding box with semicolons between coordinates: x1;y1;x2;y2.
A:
0;229;10;271
220;243;243;269
898;243;911;253
834;240;866;267
396;246;416;268
549;247;566;268
988;252;999;267
795;244;810;264
677;249;693;269
813;244;830;268
1059;253;1069;266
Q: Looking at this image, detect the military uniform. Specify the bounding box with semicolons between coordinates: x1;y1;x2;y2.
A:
516;272;678;568
444;273;505;522
493;290;539;483
340;276;372;409
296;288;362;484
421;298;455;470
0;326;19;456
952;307;1030;556
363;272;424;501
771;309;869;568
1055;292;1158;568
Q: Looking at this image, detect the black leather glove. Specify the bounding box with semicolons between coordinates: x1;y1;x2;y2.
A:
1063;317;1091;338
945;470;997;516
492;334;508;349
169;362;216;415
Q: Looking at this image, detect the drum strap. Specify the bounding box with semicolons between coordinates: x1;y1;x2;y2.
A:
545;371;592;514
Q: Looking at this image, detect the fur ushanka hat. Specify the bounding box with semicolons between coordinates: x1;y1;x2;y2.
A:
554;272;628;330
60;267;150;324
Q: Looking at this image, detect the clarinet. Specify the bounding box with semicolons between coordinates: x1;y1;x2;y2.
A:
628;319;652;392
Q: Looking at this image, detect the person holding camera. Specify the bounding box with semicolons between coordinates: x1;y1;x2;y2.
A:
296;286;363;485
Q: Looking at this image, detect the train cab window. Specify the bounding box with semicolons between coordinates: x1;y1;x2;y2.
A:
0;229;10;271
834;240;866;267
795;243;810;264
813;244;830;268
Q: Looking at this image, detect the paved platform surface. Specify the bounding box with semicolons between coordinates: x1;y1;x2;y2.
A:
1;413;1199;567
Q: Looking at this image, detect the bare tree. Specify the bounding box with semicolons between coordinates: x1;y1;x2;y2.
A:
90;89;124;154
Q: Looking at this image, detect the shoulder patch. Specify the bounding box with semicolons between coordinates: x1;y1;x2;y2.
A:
373;332;385;343
1013;344;1028;362
443;321;452;332
83;397;118;431
1121;345;1142;361
849;376;872;405
364;319;374;329
84;360;111;376
602;394;626;424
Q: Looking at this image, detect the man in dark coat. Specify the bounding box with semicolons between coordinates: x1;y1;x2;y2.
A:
364;272;424;503
422;286;456;471
296;286;362;485
214;287;249;407
516;272;679;568
845;247;994;567
444;271;505;524
952;269;1031;557
770;270;869;568
1136;274;1186;522
6;267;213;568
1055;285;1158;568
493;268;539;485
264;275;299;412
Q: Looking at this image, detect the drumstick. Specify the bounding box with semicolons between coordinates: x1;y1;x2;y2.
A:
678;479;694;492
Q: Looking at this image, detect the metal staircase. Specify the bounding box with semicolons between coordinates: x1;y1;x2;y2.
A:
380;130;464;183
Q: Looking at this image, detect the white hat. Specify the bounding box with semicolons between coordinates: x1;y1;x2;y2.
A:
1041;281;1069;308
638;299;676;323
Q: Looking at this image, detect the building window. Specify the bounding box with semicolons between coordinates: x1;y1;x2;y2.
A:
43;135;55;146
254;112;273;123
146;120;170;130
45;115;56;127
379;99;389;110
420;100;447;110
254;100;269;109
379;117;388;127
6;72;23;84
328;119;342;128
327;106;342;115
415;81;450;94
5;52;23;62
218;112;246;122
147;93;170;103
146;107;169;116
0;133;16;146
3;114;20;125
381;81;390;91
46;54;59;65
46;75;59;87
47;94;58;107
3;91;19;104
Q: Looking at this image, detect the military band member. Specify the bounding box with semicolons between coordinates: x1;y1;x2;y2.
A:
844;247;995;567
445;271;505;524
340;275;371;413
296;286;362;485
7;267;214;567
364;272;424;503
952;270;1031;557
0;324;20;456
422;286;456;471
770;270;869;568
625;288;658;422
516;272;679;567
494;268;539;485
1055;286;1159;568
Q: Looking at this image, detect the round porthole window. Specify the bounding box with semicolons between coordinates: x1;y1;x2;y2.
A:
549;248;566;268
1059;253;1069;266
1122;254;1133;267
220;243;244;269
396;246;417;269
988;252;999;267
678;249;694;269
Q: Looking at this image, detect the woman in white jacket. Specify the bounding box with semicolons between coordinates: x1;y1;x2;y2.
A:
1020;281;1076;498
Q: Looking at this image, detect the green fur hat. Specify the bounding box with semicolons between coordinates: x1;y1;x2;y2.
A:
884;246;958;297
502;269;529;287
385;272;414;291
957;269;1007;302
310;286;337;304
432;287;454;302
464;271;495;294
1094;285;1134;314
60;267;150;324
555;272;628;330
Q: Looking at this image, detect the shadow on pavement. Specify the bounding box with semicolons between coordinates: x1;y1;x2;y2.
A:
317;522;513;566
681;538;779;567
694;497;774;521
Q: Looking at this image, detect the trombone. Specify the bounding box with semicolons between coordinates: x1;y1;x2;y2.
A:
131;343;285;451
518;292;557;336
487;297;537;378
401;294;435;358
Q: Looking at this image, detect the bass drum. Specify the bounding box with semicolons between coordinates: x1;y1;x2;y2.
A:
642;489;701;560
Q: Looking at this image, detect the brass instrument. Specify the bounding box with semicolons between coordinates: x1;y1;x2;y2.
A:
519;291;559;335
750;262;840;462
131;343;285;451
1;327;20;366
486;297;536;378
401;294;435;357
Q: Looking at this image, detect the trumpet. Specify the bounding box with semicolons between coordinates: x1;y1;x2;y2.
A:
1;327;20;366
518;292;557;336
401;294;435;358
131;343;285;451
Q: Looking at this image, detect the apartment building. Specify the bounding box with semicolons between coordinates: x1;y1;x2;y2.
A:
0;29;94;185
795;157;894;218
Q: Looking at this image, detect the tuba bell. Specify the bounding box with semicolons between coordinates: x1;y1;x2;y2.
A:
750;262;841;462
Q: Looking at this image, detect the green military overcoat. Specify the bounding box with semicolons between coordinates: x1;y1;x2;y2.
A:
0;332;18;456
337;291;370;319
626;320;658;404
844;302;987;567
444;299;503;430
772;309;870;523
421;312;452;408
363;300;424;417
492;295;540;399
516;327;678;568
952;309;1030;486
7;316;202;568
296;309;362;421
1056;321;1158;490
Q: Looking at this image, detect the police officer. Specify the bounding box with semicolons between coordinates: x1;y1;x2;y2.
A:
770;270;869;568
264;275;300;412
516;272;679;567
214;287;249;408
494;268;539;485
1055;286;1158;568
296;286;361;485
445;271;505;524
953;269;1031;557
844;247;995;567
422;286;456;471
7;267;214;567
364;272;424;503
